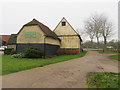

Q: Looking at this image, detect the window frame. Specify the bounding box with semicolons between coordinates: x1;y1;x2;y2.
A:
61;22;66;26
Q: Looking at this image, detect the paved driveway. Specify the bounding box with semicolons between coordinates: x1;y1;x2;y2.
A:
2;51;118;88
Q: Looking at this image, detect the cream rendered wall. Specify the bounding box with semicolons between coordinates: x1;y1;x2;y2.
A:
8;45;16;50
54;18;81;49
59;36;80;48
45;37;60;45
17;25;45;44
54;18;77;35
17;25;60;45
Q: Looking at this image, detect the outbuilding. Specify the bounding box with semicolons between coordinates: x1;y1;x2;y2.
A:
54;17;82;54
0;35;11;46
7;34;17;50
16;19;61;57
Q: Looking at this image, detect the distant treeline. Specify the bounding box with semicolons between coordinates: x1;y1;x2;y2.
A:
83;39;119;50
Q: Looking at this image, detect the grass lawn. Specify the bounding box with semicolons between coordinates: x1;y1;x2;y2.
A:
109;55;120;61
87;72;119;88
97;50;118;54
1;51;87;75
95;50;120;61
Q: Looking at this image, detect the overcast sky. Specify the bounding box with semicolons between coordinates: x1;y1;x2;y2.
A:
0;0;118;42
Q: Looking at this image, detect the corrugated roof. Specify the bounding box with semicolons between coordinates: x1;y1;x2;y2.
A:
24;19;60;41
8;34;17;44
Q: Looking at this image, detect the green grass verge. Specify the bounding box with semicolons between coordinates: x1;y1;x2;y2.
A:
1;51;87;75
87;72;119;88
98;50;118;54
109;55;120;61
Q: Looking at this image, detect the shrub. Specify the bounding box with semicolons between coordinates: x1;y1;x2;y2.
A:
11;49;17;55
12;53;24;58
4;48;13;55
24;47;42;58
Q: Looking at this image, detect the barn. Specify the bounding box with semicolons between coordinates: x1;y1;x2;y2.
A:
8;34;17;50
5;18;82;56
54;17;82;54
16;19;61;57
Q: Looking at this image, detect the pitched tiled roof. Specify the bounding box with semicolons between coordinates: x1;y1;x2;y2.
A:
24;19;60;41
8;34;17;44
0;35;11;43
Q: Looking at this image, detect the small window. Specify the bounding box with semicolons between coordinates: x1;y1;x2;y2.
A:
62;22;66;26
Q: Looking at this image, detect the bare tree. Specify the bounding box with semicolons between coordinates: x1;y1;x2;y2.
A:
84;14;113;50
84;18;95;46
91;14;103;48
85;14;103;48
76;28;86;41
100;16;113;51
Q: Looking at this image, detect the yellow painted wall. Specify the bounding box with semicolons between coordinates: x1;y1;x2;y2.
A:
59;36;80;48
17;25;45;43
17;25;60;45
8;45;16;50
54;18;77;35
45;37;60;45
54;18;81;49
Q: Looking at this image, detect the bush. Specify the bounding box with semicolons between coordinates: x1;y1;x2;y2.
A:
11;49;17;55
24;47;42;58
12;53;24;58
4;48;13;55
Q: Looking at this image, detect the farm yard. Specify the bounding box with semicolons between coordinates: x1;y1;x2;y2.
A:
1;1;118;88
1;17;119;88
1;51;87;75
2;51;119;88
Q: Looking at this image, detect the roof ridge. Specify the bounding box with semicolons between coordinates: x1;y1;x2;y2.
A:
34;19;51;30
25;18;50;30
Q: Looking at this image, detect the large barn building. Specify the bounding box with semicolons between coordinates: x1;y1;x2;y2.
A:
7;18;82;57
8;19;61;57
54;17;82;54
